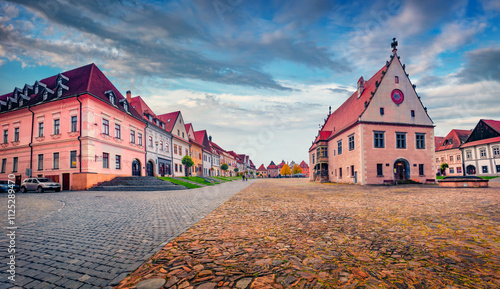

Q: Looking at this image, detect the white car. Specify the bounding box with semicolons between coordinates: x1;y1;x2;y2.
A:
20;178;61;193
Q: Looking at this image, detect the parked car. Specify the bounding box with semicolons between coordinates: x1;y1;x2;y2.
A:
0;180;19;193
20;178;61;193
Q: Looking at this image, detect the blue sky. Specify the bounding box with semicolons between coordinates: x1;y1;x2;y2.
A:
1;0;499;167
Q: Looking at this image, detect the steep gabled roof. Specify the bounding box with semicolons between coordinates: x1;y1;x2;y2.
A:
0;63;142;119
130;95;159;123
436;129;471;151
299;160;309;168
434;137;444;150
267;161;278;169
210;141;226;154
462;119;500;148
157;111;180;133
321;65;387;139
257;164;267;171
484;119;500;134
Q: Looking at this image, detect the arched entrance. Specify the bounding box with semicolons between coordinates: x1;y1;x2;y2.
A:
466;165;476;175
132;159;141;176
147;160;154;176
394;158;409;181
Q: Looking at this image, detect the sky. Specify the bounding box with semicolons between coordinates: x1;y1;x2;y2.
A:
0;0;499;167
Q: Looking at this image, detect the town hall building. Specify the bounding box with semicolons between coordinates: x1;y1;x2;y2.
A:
309;39;435;184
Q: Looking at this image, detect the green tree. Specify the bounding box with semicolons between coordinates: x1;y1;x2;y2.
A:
292;164;303;175
280;164;292;176
182;155;195;176
440;163;449;176
234;167;239;173
221;163;229;176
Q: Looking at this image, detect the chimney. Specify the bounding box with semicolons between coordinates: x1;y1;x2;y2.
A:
126;90;131;103
357;77;364;98
209;135;212;142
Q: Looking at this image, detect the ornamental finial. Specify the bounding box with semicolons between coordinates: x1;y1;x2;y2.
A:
391;38;398;52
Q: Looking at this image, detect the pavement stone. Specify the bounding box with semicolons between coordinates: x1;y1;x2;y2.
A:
0;180;253;288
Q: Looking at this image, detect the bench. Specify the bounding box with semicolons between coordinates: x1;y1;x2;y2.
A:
383;180;394;185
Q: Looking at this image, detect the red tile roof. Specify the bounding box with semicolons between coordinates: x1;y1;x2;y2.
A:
321;65;387;139
257;164;267;171
436;129;471;151
299;160;309;168
157;111;180;133
267;161;278;169
461;136;500;148
130;95;157;121
0;63;142;119
484;119;500;134
434;137;444;150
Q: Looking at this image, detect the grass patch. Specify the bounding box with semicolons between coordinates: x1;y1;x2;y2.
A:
181;176;216;186
158;177;202;189
480;176;499;180
436;176;445;179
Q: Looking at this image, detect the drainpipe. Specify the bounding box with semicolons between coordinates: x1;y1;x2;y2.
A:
145;121;149;177
76;95;82;172
461;148;465;176
28;106;34;176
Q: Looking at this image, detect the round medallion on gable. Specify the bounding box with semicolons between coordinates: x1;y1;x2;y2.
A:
391;89;404;104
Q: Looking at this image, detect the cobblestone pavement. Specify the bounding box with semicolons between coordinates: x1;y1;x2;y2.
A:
0;180;254;289
117;179;500;289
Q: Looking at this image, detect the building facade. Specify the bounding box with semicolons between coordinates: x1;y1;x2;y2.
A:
267;161;279;178
130;95;173;177
0;64;147;190
461;119;500;176
309;40;435;184
158;111;190;177
299;161;309;177
434;129;470;176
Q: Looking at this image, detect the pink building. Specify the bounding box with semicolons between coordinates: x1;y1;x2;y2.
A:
0;64;147;190
309;40;435;184
435;129;471;176
267;161;279;178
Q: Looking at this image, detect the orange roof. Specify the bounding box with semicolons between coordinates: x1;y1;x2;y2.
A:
436;129;471;151
461;136;500;148
267;161;278;169
434;137;444;150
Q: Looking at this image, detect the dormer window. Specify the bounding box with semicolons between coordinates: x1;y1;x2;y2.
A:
57;88;63;98
167;119;171;123
43;91;48;101
110;94;115;104
395;76;399;84
105;90;116;105
148;115;153;122
123;102;128;112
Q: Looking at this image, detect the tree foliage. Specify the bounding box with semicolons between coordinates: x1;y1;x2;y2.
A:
280;164;292;176
182;155;195;176
234;167;239;173
221;163;228;171
292;164;303;175
440;163;449;175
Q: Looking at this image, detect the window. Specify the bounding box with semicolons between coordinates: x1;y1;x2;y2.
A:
496;165;500;173
115;124;121;139
348;134;355;151
179;146;183;156
103;153;109;169
182;132;185;138
130;130;135;143
1;158;6;173
480;149;486;158
395;76;399;83
38;154;43;170
396;132;406;149
337;140;342;155
320;147;327;158
449;168;454;174
351;165;354;176
186;149;188;156
149;136;153;147
441;157;445;162
482;166;488;174
38;122;44;137
53;119;60;135
450;156;454;162
13;157;18;172
2;130;7;144
160;141;163;150
416;133;425;149
109;94;115;105
138;133;143;146
377;164;383;176
116;155;121;169
53;152;59;169
102;119;109;135
457;167;462;174
466;151;472;160
411;110;415;117
177;129;180;136
436;158;439;163
493;147;499;157
419;164;424;176
339;167;342;178
71;116;78;132
175;164;178;172
374;131;385;148
14;128;19;142
174;144;178;154
70;151;77;168
380;107;384;116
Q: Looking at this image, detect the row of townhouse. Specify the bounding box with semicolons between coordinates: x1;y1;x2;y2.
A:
435;119;500;177
256;160;310;178
0;63;255;190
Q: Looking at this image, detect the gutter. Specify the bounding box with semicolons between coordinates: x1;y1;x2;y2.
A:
28;106;34;176
76;95;82;172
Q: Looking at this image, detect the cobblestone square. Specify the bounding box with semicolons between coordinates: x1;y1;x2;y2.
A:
118;179;500;289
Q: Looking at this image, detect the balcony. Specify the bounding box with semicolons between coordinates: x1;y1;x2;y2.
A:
318;156;328;163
